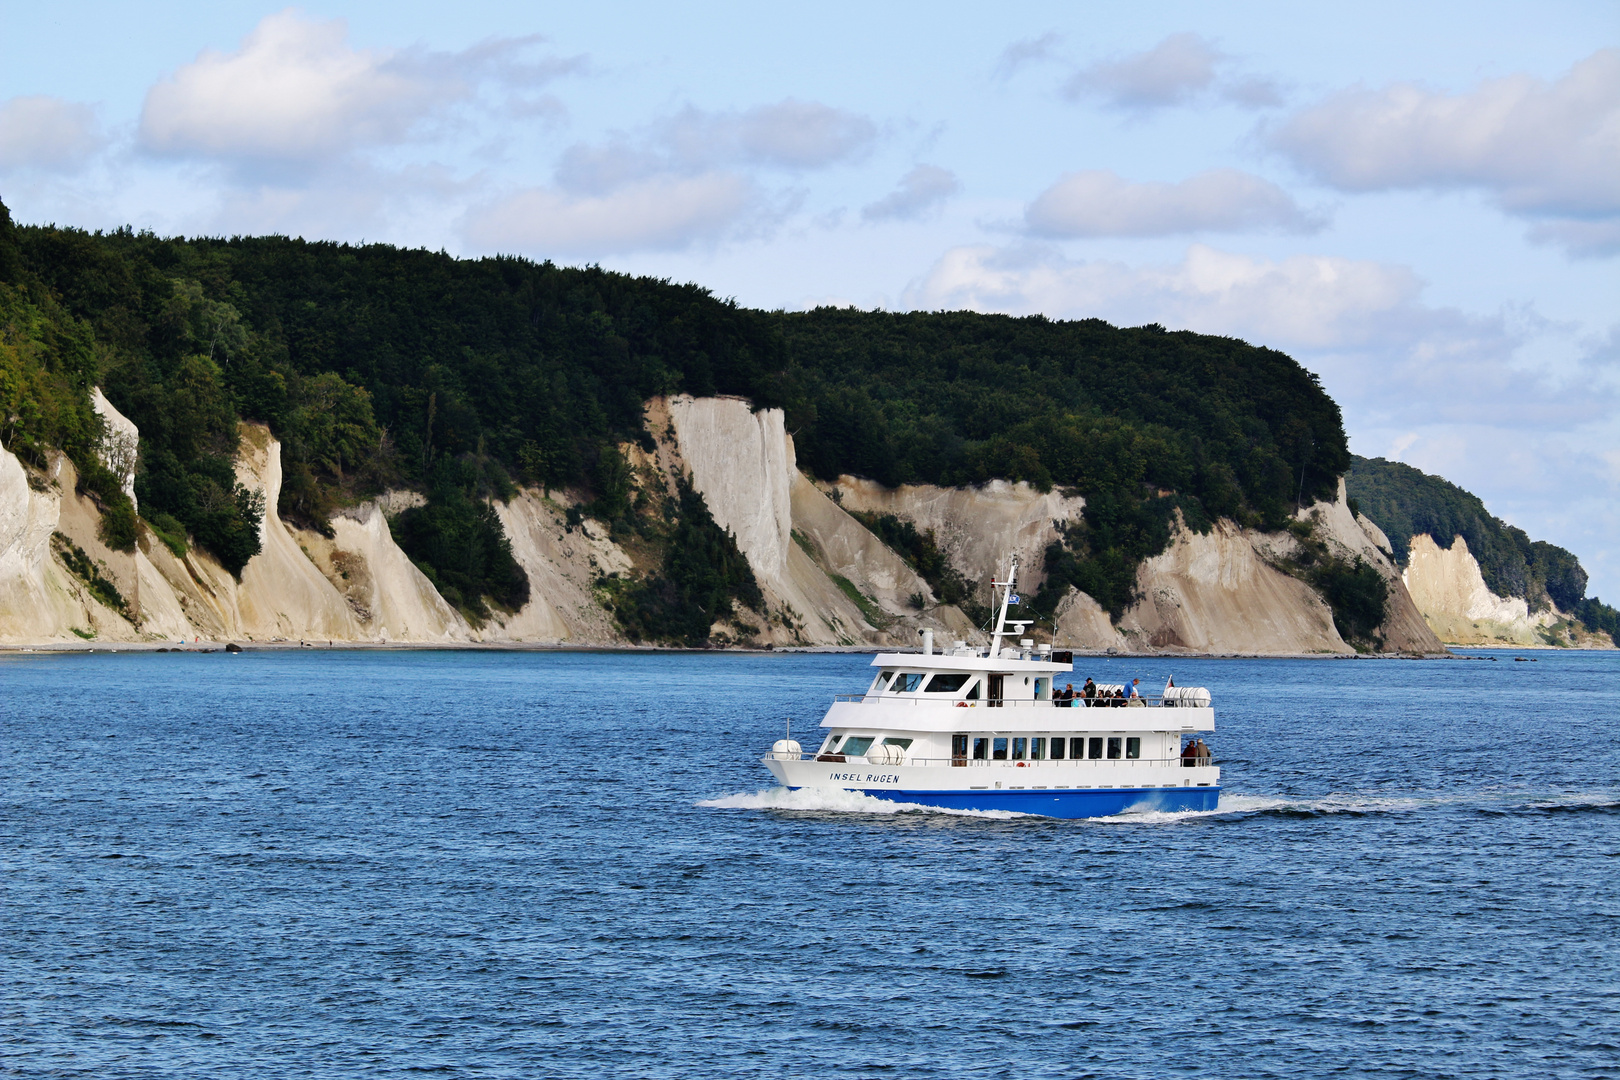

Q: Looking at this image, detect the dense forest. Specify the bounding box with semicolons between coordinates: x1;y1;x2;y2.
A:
11;196;1604;642
1347;455;1617;637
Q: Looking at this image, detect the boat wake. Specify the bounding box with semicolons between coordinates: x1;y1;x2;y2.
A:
1090;792;1433;825
698;786;1027;819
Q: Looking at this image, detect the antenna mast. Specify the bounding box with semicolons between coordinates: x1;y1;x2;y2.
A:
988;553;1018;658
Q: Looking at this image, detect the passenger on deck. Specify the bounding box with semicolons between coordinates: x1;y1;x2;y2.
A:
1057;683;1075;707
1181;739;1199;767
1112;687;1126;707
1082;678;1097;706
1195;739;1212;765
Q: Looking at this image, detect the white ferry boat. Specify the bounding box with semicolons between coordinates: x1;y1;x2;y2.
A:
763;557;1219;817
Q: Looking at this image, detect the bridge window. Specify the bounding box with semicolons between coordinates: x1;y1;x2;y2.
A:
924;673;971;694
1126;737;1141;759
973;737;989;760
893;673;926;692
874;671;894;690
1031;737;1045;760
882;738;913;750
965;680;981;700
1050;737;1065;760
1012;738;1027;760
993;737;1008;760
1088;737;1103;759
1107;737;1122;759
841;736;874;757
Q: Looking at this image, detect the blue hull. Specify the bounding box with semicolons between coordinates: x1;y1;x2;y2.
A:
850;785;1220;818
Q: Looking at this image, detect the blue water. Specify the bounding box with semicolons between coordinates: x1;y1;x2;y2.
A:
3;648;1617;1079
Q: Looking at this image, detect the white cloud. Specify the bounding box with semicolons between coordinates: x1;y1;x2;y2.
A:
0;96;99;171
906;242;1417;348
141;11;440;160
462;172;758;256
1527;218;1620;258
520;98;874;252
994;32;1062;80
1064;33;1219;109
138;9;578;164
726;100;877;168
559;100;877;193
1059;33;1285;113
862;165;959;222
1024;168;1320;237
1270;49;1620;254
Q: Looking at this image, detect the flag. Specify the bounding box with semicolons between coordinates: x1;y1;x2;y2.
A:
1009;594;1021;604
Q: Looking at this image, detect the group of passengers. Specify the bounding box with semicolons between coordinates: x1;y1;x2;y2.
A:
1052;677;1144;707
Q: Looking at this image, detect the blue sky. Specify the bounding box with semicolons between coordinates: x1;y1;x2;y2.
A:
4;1;1618;600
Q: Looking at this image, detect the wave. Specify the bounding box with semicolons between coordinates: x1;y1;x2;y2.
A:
697;786;1027;819
699;787;1620;824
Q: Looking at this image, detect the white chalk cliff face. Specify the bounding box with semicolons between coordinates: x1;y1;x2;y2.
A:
1401;533;1607;647
0;390;1453;653
659;395;977;646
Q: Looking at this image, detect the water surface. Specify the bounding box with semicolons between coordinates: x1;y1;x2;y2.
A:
3;648;1617;1078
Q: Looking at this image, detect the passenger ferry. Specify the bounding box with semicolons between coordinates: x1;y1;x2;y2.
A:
763;557;1219;817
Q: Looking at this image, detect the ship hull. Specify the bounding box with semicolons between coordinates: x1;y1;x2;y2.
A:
853;784;1219;817
764;758;1220;818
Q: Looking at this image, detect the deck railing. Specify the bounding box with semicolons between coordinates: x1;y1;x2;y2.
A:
789;753;1215;768
832;694;1204;708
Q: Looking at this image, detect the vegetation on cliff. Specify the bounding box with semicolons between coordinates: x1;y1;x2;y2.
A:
1347;455;1616;636
2;197;1363;626
598;478;763;646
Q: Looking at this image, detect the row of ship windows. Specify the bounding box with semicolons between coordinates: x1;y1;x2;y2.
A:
954;734;1141;760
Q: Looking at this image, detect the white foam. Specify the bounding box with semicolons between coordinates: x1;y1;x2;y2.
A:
1094;792;1442;825
697;786;1026;819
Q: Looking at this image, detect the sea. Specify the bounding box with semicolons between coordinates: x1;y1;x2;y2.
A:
2;647;1617;1079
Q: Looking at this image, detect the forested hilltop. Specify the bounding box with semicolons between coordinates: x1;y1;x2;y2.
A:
0;195;1436;642
1347;456;1618;639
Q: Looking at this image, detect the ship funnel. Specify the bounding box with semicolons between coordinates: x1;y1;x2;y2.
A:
921;629;934;655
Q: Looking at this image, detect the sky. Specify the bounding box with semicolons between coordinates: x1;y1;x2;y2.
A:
3;1;1618;600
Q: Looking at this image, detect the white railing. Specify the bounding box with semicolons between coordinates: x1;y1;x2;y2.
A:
791;753;1214;768
835;694;1207;708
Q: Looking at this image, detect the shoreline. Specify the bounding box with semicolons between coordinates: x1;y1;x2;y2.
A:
0;639;1498;659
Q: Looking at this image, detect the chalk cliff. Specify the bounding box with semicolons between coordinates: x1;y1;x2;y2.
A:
1402;533;1610;647
658;395;978;646
0;391;1451;654
1048;482;1443;656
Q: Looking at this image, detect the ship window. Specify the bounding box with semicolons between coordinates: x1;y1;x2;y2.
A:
965;680;981;700
973;737;989;760
841;736;874;757
1012;738;1027;760
993;737;1008;760
827;736;842;752
1088;737;1104;759
1107;737;1122;759
923;673;971;694
1031;737;1045;760
1050;737;1065;760
1126;737;1141;759
874;671;895;690
1071;737;1086;759
882;738;913;750
893;673;927;692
